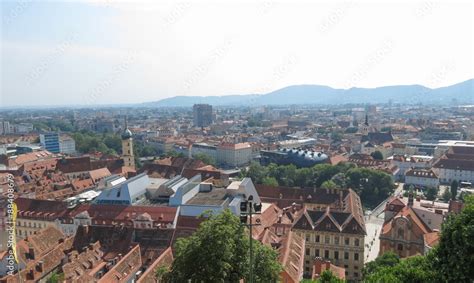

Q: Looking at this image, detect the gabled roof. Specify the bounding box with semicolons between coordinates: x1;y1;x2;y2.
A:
381;206;431;237
294;207;365;235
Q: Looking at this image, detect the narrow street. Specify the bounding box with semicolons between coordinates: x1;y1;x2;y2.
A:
364;183;404;263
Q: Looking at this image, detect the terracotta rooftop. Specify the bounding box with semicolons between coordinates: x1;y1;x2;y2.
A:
98;244;142;283
312;257;346;280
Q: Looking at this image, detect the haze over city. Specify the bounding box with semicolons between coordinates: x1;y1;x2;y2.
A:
1;0;473;107
1;1;474;283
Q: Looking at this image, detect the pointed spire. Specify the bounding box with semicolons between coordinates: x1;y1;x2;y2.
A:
364;113;369;126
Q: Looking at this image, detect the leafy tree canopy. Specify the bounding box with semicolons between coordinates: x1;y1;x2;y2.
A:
192;153;216;166
166;209;281;282
431;195;474;282
241;162;395;209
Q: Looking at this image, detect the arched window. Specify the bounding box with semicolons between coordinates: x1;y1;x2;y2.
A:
398;228;404;239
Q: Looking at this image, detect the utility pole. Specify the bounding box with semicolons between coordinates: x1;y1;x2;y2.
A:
240;195;262;283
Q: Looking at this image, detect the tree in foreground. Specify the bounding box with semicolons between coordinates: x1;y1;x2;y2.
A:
165;209;281;282
431;195;474;282
318;270;345;283
362;251;399;278
363;255;435;283
300;270;345;283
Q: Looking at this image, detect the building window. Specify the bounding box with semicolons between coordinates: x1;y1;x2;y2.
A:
334;251;339;260
306;248;310;256
306;234;310;242
334;236;339;245
354;272;359;278
315;249;320;257
355;239;360;247
344;252;349;260
324;250;329;259
398;228;404;239
316;235;320;243
398;244;403;251
354;253;359;261
325;236;330;244
345;237;350;245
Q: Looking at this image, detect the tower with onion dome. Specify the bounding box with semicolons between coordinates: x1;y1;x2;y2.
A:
121;117;135;169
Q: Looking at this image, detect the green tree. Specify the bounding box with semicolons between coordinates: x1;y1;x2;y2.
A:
193;153;216;166
244;162;268;184
450;180;458;200
318;270;345;283
431;195;474;282
363;255;435;283
331;131;343;142
167;210;281;282
262;176;278;187
321;180;337;190
155;265;170;282
331;172;348;189
46;271;64;283
252;239;282;282
363;251;399;278
370;151;384;160
441;189;452;202
425;187;438;201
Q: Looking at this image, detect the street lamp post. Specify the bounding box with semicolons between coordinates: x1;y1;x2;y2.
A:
240;195;262;283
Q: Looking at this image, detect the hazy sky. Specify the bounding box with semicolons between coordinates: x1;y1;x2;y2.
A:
1;0;473;107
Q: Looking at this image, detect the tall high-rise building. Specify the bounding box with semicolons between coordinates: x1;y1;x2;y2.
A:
193;104;213;128
40;132;60;153
0;121;11;135
121;119;135;169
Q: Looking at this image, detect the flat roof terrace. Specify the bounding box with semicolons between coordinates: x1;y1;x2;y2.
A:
185;188;229;206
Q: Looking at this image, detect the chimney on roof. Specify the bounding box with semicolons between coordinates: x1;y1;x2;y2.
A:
28;247;35;260
36;260;44;273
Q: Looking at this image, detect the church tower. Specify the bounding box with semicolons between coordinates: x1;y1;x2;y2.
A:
360;113;370;135
121;117;135;169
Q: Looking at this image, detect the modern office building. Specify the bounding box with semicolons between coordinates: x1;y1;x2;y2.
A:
40;132;60;153
193;104;213;127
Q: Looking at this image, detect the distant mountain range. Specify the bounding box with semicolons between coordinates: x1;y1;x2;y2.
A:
143;79;474;107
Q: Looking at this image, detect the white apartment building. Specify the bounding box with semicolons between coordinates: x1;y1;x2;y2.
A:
217;142;252;167
60;138;76;154
404;168;439;188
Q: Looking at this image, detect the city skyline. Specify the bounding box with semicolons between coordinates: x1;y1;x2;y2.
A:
2;0;473;107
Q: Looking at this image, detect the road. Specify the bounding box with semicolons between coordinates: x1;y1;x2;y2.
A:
364;182;404;263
